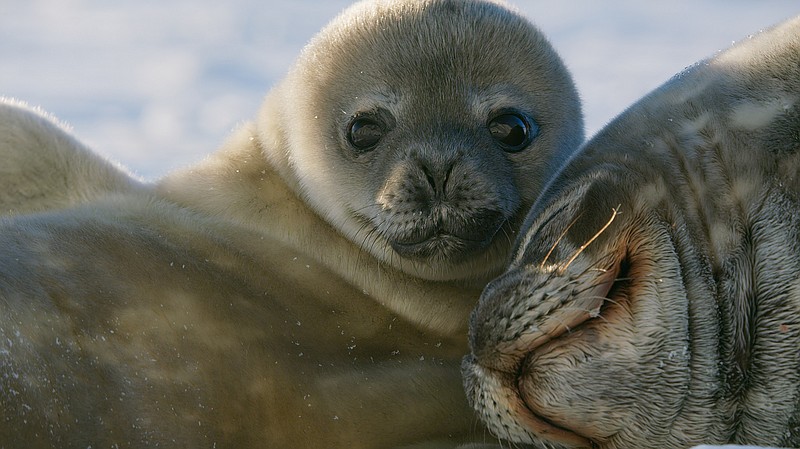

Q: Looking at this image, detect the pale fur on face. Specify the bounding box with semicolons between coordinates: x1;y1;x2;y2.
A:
257;0;583;282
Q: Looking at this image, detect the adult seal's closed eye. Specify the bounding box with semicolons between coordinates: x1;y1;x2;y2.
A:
0;0;582;448
463;15;800;449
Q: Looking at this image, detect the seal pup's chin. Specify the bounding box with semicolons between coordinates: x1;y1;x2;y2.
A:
386;213;509;262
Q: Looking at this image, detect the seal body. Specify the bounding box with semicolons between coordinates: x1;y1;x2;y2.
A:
0;99;141;216
0;0;582;447
463;16;800;449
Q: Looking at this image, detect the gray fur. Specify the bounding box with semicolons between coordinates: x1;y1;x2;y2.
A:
464;15;800;449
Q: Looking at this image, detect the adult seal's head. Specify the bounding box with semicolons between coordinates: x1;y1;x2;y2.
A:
257;0;583;282
463;16;800;449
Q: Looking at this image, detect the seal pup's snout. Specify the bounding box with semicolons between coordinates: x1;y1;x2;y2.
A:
418;155;455;198
376;144;518;262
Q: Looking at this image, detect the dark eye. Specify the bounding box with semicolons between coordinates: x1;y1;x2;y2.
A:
347;117;384;151
488;112;538;152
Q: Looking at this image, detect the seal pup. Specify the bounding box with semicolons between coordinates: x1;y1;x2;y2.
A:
0;0;582;447
0;98;141;216
463;15;800;449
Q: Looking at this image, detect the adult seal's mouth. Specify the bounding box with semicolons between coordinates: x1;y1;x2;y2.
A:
463;249;621;448
462;355;592;448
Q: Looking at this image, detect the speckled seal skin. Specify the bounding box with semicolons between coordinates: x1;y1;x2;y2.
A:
463;15;800;449
0;0;583;447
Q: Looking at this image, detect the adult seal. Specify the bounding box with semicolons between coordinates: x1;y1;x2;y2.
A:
0;0;582;448
463;15;800;449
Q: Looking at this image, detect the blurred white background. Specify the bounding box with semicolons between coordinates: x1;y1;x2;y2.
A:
2;1;798;179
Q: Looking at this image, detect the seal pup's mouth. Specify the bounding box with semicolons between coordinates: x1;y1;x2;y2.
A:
388;208;509;262
367;143;523;267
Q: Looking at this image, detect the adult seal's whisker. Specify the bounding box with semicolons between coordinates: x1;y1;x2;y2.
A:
464;15;800;449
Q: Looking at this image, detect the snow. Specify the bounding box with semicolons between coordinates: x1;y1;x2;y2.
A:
1;0;798;179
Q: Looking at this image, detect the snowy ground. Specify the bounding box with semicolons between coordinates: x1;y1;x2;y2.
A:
2;1;798;180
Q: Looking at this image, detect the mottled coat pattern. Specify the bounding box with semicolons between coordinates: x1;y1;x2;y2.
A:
464;15;800;449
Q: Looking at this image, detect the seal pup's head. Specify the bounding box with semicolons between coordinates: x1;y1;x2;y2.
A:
258;0;583;282
463;15;800;449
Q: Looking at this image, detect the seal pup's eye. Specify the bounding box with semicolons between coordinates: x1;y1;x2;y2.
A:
347;117;385;152
488;112;538;152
